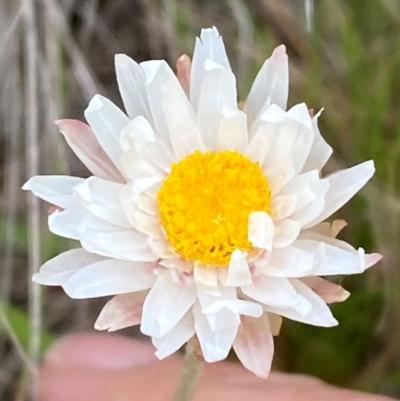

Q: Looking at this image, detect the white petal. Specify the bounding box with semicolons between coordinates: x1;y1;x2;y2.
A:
202;299;263;319
153;310;195;359
81;227;157;262
294;238;370;276
56;119;125;182
194;264;218;288
242;276;311;315
22;175;83;209
216;110;248;153
115;54;151;120
119;178;161;227
49;210;156;261
255;246;314;277
224;249;252;287
302;109;332;173
120;116;155;149
137;192;159;216
160;258;194;274
248;211;274;251
73;177;130;228
95;291;148;331
84;94;130;171
190;27;231;112
141;269;196;337
197;66;237;149
275;170;320;214
193;302;238;363
286;103;313;130
33;248;107;285
141;60;205;159
265;279;338;327
305;160;375;228
261;104;315;181
233;314;274;378
48;207;89;240
245;123;273;165
244;45;288;125
289;180;329;227
132;208;163;236
148;236;176;259
273;219;301;248
270;193;297;221
63;260;156;298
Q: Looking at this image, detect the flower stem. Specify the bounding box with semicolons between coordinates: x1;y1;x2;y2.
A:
173;344;203;401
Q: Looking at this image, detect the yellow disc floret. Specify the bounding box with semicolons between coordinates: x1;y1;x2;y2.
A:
157;151;271;266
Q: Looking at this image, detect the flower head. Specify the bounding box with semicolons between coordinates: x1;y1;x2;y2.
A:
23;27;381;378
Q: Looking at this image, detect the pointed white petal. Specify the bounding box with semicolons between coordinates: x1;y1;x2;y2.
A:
190;27;231;111
202;299;263;319
242;276;311;314
119;178;161;227
248;211;274;250
81;227;157;262
73;177;130;228
148;236;176;259
120;116;155;150
244;45;288;125
262;104;314;178
289;181;329;227
286;103;313;130
225;249;252;287
49;209;156;261
273;219;301;248
63;260;156;298
302;109;332;172
193;264;218;288
141;60;205;159
216;110;248;153
33;248;107;285
56;119;125;182
95;291;148;331
197;66;237;149
294;238;374;276
141;270;196;337
233;314;274;378
265;279;338;327
22;175;83;209
193;302;238;363
115;54;151;120
153;310;195;359
48;207;89;240
305;160;375;228
245;123;273;166
84;94;129;170
275;170;320;212
255;246;314;277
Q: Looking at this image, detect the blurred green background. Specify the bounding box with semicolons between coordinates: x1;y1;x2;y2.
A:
1;0;400;399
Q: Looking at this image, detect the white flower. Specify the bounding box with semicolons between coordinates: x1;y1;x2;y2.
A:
23;27;381;378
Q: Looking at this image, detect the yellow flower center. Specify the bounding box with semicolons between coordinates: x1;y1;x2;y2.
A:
157;151;271;266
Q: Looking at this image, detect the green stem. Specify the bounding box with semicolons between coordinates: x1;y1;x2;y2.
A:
172;344;203;401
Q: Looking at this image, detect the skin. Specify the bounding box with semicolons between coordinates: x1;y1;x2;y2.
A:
37;333;394;401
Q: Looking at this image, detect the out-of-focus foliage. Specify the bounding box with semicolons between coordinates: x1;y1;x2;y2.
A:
1;0;400;399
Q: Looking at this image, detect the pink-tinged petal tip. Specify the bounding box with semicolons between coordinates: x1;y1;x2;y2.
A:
366;253;383;269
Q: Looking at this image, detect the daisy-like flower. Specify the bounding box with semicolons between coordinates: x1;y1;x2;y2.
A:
24;27;381;378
